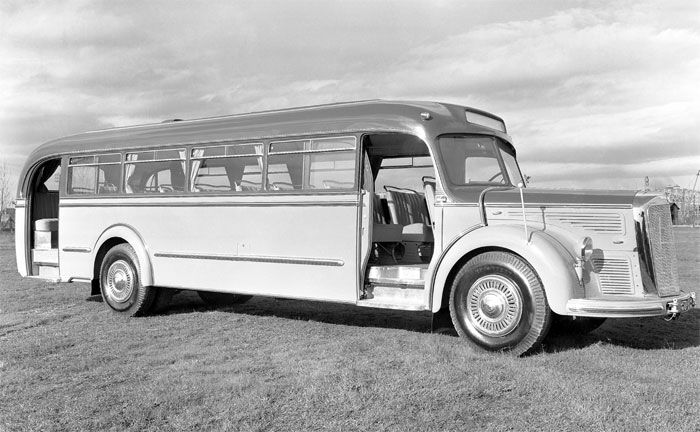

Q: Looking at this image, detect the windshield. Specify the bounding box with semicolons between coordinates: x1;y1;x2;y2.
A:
437;135;522;187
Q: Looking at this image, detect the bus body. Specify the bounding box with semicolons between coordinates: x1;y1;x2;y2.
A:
15;100;694;355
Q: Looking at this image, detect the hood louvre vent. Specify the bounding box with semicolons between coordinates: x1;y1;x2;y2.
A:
505;211;624;234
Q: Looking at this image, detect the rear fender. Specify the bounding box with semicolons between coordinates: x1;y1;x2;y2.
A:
429;224;579;315
92;224;154;287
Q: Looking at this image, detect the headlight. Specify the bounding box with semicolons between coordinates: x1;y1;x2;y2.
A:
580;237;593;261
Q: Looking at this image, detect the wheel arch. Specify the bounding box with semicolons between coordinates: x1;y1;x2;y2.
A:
429;224;579;315
91;224;154;294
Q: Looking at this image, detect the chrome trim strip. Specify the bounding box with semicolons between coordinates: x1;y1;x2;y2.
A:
62;247;92;253
60;200;358;208
153;251;345;267
68;277;92;283
485;203;633;209
568;305;664;314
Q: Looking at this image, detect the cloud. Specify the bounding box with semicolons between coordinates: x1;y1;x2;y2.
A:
0;0;698;192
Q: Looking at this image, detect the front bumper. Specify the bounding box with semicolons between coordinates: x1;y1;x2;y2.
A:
566;291;696;318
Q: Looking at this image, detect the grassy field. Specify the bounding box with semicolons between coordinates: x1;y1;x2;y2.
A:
0;228;698;431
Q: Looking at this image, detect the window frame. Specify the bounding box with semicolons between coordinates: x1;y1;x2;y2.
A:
435;134;515;188
66;152;122;196
123;148;187;195
190;142;264;193
266;135;359;193
59;134;362;198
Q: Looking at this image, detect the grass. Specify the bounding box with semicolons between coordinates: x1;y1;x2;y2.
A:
0;228;698;431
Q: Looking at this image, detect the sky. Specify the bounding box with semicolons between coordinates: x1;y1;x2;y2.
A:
1;0;699;195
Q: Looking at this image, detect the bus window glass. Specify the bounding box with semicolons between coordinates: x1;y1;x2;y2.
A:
97;164;120;194
438;136;506;185
309;151;355;189
241;163;263;191
375;158;434;192
193;163;230;192
191;144;263;193
270;140;305;153
267;154;302;190
310;136;356;151
124;149;185;194
267;136;357;192
68;166;96;195
499;145;523;185
97;154;120;164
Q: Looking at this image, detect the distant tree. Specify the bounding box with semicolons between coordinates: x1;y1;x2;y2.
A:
0;159;12;211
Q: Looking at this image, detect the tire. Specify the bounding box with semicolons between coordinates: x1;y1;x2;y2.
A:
99;243;156;316
549;315;606;336
197;290;252;305
449;251;552;356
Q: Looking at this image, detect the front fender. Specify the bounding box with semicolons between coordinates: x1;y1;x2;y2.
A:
92;224;154;287
429;224;580;315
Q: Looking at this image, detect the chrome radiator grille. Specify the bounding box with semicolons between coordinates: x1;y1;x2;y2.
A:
641;204;680;297
592;258;634;295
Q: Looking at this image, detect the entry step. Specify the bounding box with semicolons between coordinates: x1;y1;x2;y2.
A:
32;248;59;266
367;264;428;287
358;285;426;311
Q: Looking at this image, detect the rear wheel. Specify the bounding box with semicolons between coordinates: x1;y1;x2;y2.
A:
100;243;156;316
197;291;252;305
449;251;551;356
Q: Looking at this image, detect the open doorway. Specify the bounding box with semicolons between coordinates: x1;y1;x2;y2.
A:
27;159;61;277
358;133;436;310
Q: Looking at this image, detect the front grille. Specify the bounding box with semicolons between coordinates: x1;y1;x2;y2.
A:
592;258;634;295
640;204;680;297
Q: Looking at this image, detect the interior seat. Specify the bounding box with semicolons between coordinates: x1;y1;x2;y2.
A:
383;186;433;243
372;194;402;243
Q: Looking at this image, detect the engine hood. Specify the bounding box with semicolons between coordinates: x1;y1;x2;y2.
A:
451;187;645;207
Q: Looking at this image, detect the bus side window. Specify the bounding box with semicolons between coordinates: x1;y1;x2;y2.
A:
267;136;357;192
125;150;185;194
68;165;96;195
191;143;263;193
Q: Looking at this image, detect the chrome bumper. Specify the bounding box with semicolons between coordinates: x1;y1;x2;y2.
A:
566;291;696;318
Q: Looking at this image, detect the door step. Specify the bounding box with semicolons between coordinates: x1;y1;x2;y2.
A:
366;264;428;287
32;248;59;266
32;248;59;280
358;284;427;311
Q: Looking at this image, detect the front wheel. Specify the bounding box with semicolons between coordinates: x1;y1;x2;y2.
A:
449;251;551;356
100;243;157;316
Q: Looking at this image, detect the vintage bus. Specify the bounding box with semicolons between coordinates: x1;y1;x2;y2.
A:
14;100;695;355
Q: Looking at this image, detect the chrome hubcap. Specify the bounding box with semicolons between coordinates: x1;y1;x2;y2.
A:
106;260;135;303
466;274;523;337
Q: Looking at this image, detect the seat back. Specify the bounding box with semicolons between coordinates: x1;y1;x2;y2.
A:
384;186;430;227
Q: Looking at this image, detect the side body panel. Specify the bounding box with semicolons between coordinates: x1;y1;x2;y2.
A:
59;193;360;302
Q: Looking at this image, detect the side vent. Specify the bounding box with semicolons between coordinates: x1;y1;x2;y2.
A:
504;211;625;234
592;258;634;295
547;212;624;234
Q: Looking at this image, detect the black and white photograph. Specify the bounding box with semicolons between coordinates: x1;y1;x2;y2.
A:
0;1;698;430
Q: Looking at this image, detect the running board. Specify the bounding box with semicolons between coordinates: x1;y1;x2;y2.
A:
357;285;427;311
366;264;427;287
